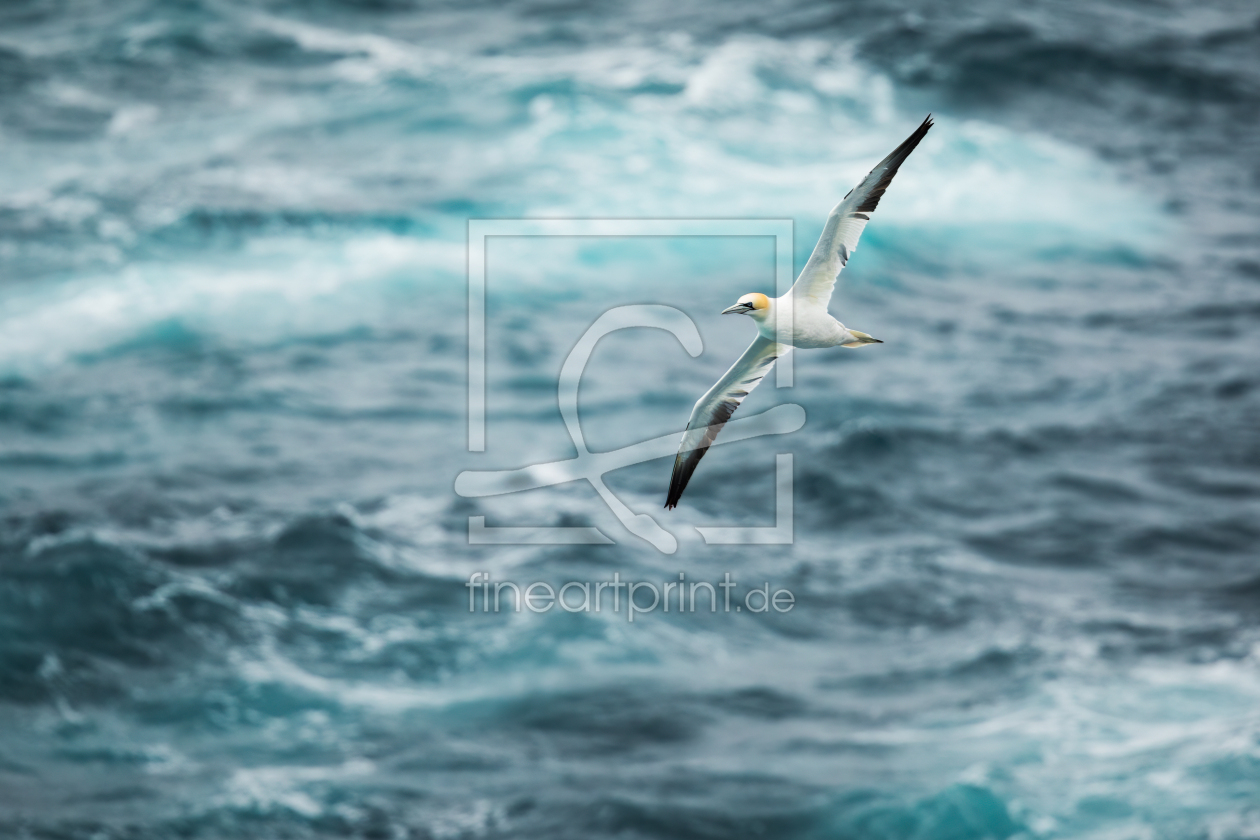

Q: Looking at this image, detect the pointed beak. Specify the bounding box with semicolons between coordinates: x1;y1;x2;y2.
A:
722;303;754;315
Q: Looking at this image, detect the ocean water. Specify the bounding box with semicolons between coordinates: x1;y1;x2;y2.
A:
1;1;1259;837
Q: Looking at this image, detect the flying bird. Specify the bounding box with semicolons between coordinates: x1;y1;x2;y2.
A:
665;115;933;510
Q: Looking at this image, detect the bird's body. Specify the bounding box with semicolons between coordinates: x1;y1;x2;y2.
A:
665;115;933;509
744;296;861;349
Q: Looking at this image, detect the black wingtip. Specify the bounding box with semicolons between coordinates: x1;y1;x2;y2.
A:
852;114;934;215
665;449;699;510
896;115;934;155
904;114;934;148
664;466;682;510
664;471;685;509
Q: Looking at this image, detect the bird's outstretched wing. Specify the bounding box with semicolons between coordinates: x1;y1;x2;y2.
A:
789;115;933;308
666;335;789;509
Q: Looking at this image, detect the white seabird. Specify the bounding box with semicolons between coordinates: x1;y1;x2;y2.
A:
665;115;933;510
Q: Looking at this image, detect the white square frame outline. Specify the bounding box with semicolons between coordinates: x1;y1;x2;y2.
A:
467;218;795;452
465;219;796;549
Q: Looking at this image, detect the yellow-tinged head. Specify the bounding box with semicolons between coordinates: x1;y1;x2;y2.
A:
721;293;771;316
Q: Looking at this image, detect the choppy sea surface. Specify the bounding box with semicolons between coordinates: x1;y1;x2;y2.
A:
1;1;1259;837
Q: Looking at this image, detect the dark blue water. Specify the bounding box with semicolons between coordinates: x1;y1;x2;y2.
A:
2;1;1259;837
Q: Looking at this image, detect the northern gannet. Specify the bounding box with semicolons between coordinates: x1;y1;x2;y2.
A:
665;115;933;510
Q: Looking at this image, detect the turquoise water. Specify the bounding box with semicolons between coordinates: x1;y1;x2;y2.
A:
1;1;1259;837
